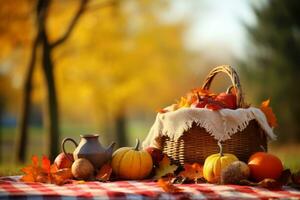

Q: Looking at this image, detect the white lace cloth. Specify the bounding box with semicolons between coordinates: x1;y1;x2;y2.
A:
142;107;276;148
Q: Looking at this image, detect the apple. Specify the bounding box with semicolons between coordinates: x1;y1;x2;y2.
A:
191;100;207;108
145;147;164;166
215;92;237;109
54;152;74;169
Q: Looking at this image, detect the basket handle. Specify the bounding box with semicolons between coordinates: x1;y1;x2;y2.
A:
201;65;245;108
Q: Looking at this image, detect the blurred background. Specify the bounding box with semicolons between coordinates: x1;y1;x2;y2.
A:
1;0;300;174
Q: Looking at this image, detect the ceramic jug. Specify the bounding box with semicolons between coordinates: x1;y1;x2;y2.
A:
62;134;115;169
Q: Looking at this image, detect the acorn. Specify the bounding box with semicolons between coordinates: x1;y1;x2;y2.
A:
221;161;250;184
71;158;94;180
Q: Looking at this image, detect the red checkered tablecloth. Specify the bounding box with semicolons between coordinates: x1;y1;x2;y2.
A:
1;176;300;199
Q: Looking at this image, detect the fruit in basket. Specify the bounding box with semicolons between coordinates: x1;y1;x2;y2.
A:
145;147;164;166
203;142;239;183
71;158;94;180
215;92;237;109
221;161;250;184
54;153;74;169
112;139;153;180
248;152;283;181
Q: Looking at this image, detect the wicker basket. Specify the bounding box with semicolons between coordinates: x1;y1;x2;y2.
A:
158;65;268;165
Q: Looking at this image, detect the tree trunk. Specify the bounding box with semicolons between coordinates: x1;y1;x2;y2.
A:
0;98;3;164
114;109;127;147
16;34;39;163
41;31;59;161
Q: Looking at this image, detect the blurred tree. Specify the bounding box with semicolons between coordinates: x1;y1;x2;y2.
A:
54;0;193;147
241;0;300;142
17;0;91;162
1;0;194;159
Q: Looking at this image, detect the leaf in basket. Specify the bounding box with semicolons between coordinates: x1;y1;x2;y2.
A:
177;97;190;108
154;155;178;180
191;88;215;97
157;108;167;114
260;99;278;128
157;178;183;193
96;163;112;182
178;163;203;181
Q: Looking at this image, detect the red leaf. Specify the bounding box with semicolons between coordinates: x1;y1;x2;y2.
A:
96;163;112;182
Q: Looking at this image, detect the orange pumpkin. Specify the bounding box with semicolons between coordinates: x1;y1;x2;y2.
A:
248;152;283;181
111;139;153;180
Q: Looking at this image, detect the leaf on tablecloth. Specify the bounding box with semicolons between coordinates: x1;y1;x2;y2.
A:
278;169;291;185
42;155;51;181
154;155;178;180
178;163;203;181
258;178;282;189
52;168;73;185
20;155;43;183
75;180;86;184
96;163;112;182
20;155;73;185
157;178;183;193
292;171;300;185
260;99;278;128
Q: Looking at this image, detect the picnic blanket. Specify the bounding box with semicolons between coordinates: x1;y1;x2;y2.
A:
1;176;300;200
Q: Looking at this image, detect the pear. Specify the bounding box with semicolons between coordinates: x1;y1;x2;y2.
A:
71;158;94;180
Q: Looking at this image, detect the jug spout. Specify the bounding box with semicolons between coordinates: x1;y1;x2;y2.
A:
106;142;116;155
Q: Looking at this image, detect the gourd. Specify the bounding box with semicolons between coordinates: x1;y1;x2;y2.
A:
111;139;153;180
203;142;239;183
248;151;283;181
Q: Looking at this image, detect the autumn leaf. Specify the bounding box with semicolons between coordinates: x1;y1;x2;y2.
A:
20;155;43;182
32;155;39;167
51;168;73;185
157;178;183;193
20;155;73;185
240;178;282;189
177;97;189;108
154;155;178;180
42;155;51;181
292;171;300;185
178;163;203;181
260;99;278;128
157;108;167;114
191;88;215;97
96;163;112;182
258;178;282;189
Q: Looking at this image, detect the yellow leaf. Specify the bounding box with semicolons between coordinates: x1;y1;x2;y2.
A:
154;155;178;180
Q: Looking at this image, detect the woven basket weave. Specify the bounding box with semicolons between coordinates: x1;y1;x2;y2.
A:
158;65;268;165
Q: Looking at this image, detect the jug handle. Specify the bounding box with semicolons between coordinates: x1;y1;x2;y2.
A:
62;138;78;162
